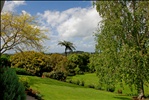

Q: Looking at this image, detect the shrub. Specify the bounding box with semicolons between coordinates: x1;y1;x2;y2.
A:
80;80;85;86
117;89;122;94
96;85;104;90
19;76;30;91
78;71;84;75
74;66;80;74
36;93;44;100
42;72;51;78
26;88;43;100
79;53;90;72
87;84;95;88
67;53;90;74
10;51;51;77
14;68;32;75
71;80;76;84
106;86;115;92
49;53;67;71
67;79;72;83
74;67;84;75
47;53;68;79
67;69;76;76
0;54;11;67
43;71;67;81
76;80;80;85
95;85;103;90
0;67;26;100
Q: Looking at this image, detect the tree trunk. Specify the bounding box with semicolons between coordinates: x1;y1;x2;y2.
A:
65;48;67;56
138;81;145;100
1;1;5;13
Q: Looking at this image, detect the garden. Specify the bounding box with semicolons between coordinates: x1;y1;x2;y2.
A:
1;1;149;100
0;52;149;100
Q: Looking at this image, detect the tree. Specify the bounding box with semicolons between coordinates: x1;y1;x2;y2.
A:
67;53;90;74
1;12;48;55
0;67;26;100
67;54;83;74
43;53;68;81
48;53;67;73
58;40;75;56
88;54;97;73
94;1;149;99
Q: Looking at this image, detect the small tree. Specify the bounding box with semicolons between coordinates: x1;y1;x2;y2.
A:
67;53;90;74
42;54;68;81
58;41;75;56
88;54;97;73
1;12;48;55
48;53;67;71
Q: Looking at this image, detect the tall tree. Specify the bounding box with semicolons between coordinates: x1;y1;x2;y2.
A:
1;12;48;54
94;1;149;99
58;40;75;56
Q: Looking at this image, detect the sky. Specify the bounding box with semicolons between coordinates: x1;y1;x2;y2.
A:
2;1;102;53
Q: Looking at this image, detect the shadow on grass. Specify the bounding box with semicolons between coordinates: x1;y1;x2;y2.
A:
114;96;131;100
27;76;82;88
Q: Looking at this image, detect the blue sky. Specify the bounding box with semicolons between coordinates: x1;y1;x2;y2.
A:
2;1;102;53
14;1;92;15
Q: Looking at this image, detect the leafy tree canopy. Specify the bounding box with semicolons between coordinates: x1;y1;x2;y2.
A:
94;1;149;98
58;40;75;56
1;12;49;54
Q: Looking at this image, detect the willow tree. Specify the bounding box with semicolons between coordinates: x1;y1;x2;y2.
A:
1;12;48;54
58;41;75;56
94;1;149;99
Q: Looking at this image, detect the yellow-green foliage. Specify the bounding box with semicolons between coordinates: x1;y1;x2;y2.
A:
49;53;67;73
42;53;68;81
10;51;50;76
1;12;48;54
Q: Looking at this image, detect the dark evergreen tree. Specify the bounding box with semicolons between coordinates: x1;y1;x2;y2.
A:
0;67;26;100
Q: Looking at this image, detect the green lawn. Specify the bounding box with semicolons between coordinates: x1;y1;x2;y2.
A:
21;75;131;100
67;73;149;96
67;73;99;86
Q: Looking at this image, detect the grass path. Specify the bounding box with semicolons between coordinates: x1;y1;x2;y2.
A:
20;75;131;100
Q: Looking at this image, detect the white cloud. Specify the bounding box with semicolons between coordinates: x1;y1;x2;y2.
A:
21;10;31;16
2;1;26;12
37;6;102;53
2;1;101;53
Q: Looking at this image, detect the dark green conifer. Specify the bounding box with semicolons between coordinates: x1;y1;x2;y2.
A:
0;67;26;100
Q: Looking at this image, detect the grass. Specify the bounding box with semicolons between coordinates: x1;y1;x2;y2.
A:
67;73;149;96
67;73;99;86
20;75;132;100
